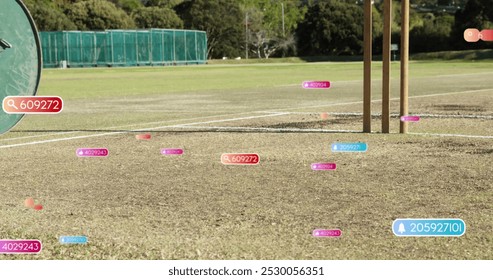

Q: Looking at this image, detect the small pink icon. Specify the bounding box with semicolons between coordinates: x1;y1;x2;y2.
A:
400;115;420;122
161;148;184;155
312;229;342;237
464;28;481;42
24;198;35;208
311;163;336;170
76;148;109;157
302;81;331;89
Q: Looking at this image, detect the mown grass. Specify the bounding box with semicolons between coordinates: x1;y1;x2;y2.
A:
38;60;493;100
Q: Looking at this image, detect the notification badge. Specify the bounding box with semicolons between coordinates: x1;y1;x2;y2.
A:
76;148;109;157
312;229;342;237
400;115;420;122
2;96;63;114
0;240;42;254
311;163;337;170
161;148;184;155
464;28;493;42
302;81;331;89
59;236;88;245
331;142;368;152
221;153;259;165
393;219;466;237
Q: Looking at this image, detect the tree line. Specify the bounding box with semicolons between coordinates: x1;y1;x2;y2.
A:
24;0;493;59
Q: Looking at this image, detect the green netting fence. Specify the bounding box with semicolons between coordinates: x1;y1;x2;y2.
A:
40;29;207;68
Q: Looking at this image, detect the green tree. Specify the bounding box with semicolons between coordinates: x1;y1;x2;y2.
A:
176;0;245;59
410;14;455;52
142;0;184;8
132;6;183;28
296;0;364;56
241;0;307;58
244;6;266;58
66;0;136;30
392;0;426;31
110;0;143;13
452;0;493;49
252;0;307;38
368;4;384;55
23;0;77;31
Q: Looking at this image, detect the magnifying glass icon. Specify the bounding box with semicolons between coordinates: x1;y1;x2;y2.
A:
7;99;18;110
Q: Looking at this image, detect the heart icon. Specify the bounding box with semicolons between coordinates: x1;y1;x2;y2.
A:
24;198;35;208
25;197;43;211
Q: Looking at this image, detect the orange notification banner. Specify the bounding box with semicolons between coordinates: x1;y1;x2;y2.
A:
2;96;63;114
464;28;493;42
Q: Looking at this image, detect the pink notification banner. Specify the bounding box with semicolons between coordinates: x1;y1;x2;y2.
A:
76;148;109;157
400;115;420;122
464;28;493;42
311;163;337;171
221;153;259;165
2;96;63;114
312;229;342;238
0;240;42;254
302;81;331;89
161;148;184;155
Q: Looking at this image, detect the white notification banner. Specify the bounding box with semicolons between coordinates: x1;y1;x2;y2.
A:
0;260;490;280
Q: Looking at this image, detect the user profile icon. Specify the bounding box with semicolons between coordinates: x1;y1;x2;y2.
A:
464;28;480;42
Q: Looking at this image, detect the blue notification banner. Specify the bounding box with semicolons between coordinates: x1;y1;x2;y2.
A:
59;236;88;244
393;219;466;237
331;142;367;152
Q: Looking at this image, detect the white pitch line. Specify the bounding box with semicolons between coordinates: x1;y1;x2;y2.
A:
0;131;78;142
410;132;493;139
0;113;288;149
410;113;493;120
406;88;493;99
2;88;491;146
0;131;128;149
1;111;277;143
173;112;288;127
266;88;493;111
172;125;360;133
436;72;493;78
260;111;493;120
6;87;490;142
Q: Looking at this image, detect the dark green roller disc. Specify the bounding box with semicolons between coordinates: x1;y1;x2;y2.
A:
0;0;42;135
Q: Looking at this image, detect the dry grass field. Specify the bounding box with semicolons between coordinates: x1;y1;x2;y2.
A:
0;61;492;259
